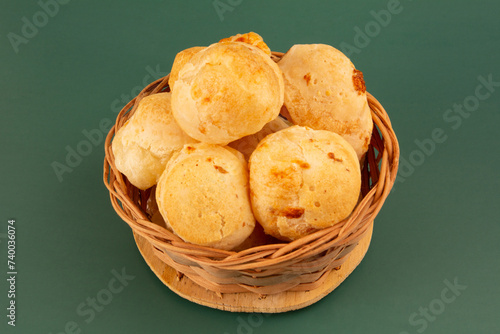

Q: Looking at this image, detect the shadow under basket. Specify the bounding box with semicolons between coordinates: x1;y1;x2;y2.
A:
103;51;400;313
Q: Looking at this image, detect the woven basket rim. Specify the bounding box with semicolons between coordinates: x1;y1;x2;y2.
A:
102;50;400;294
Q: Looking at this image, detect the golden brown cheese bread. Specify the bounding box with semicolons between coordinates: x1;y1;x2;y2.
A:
168;46;205;91
156;143;255;250
228;116;290;160
249;126;361;241
171;42;284;145
278;44;373;160
111;92;197;190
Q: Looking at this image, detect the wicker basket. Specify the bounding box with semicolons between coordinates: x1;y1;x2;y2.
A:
103;51;399;301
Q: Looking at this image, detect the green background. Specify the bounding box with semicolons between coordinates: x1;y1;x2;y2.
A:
1;0;499;333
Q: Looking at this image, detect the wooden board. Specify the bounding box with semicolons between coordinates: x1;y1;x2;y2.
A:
133;222;373;313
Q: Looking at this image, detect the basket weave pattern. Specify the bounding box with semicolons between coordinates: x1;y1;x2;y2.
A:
103;52;400;295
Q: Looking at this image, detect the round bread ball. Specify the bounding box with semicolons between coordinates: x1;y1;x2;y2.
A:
278;44;373;160
171;42;284;145
111;92;197;190
168;46;205;91
249;126;361;241
156;143;255;250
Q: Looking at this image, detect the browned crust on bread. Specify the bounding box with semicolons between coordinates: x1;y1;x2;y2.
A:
271;207;305;219
327;152;343;162
303;73;311;85
219;32;271;56
214;165;228;174
352;69;366;94
292;159;310;169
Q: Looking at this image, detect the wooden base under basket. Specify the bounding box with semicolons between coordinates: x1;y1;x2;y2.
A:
133;222;373;313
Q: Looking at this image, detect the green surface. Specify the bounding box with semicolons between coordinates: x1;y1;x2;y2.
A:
1;0;499;333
